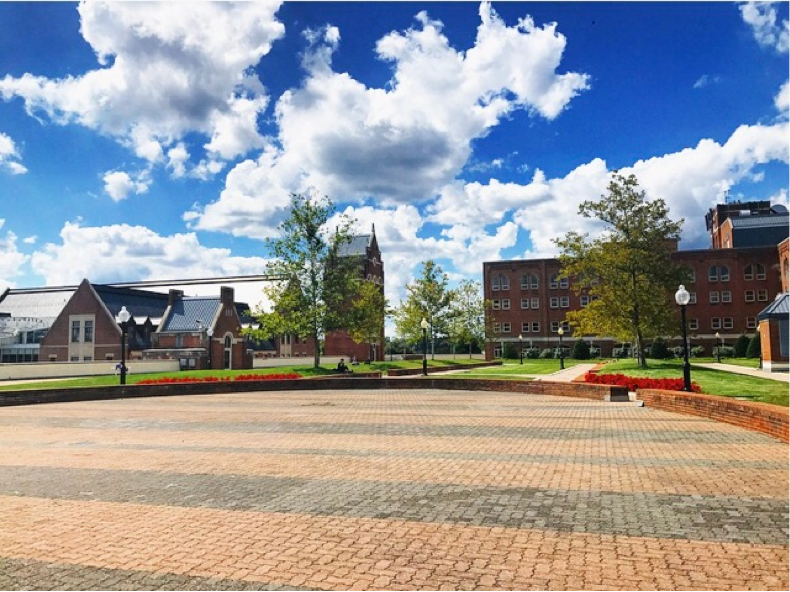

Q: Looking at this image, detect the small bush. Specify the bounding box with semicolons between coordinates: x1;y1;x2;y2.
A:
539;348;554;359
670;346;684;359
649;338;671;359
524;347;541;359
571;339;591;360
717;345;734;358
612;347;630;358
690;345;705;358
747;333;761;358
733;334;750;358
502;342;519;359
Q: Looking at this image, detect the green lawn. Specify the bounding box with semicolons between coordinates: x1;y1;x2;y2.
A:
0;358;495;391
598;359;788;406
447;358;590;378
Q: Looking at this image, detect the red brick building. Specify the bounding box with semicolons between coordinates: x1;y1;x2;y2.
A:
483;201;787;361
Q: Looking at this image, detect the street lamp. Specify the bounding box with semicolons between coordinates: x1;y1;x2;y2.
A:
206;327;214;370
715;331;722;363
675;285;692;392
557;327;565;370
420;317;429;376
118;306;131;385
518;334;523;364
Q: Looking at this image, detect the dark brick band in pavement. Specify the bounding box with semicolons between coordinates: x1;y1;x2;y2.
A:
0;388;787;590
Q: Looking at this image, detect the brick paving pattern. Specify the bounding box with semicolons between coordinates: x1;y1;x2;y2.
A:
0;389;787;590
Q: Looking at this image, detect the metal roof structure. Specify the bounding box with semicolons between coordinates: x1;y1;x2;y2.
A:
757;293;789;321
337;233;372;258
730;214;789;228
160;297;222;332
0;287;75;323
92;284;170;321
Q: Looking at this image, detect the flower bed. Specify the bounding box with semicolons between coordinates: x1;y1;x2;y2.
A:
584;372;700;393
137;373;301;385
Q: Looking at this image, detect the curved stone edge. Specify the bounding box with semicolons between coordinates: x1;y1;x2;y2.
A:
638;389;789;443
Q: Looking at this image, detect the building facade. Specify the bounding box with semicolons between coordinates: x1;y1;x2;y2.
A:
483;201;787;361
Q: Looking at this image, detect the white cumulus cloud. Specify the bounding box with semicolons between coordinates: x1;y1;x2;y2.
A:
0;1;284;179
740;1;789;53
102;169;151;202
30;222;270;288
0;132;27;174
0;220;29;290
187;1;589;235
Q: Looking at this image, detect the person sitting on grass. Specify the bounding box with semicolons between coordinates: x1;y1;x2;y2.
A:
336;358;350;373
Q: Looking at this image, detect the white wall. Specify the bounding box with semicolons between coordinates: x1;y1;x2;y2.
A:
0;360;179;381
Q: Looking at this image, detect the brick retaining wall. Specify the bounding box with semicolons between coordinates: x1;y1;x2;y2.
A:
638;389;789;443
0;376;623;407
387;361;503;376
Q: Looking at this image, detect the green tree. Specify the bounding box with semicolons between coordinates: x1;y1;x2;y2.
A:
347;279;389;360
571;339;591;360
248;192;360;369
394;260;453;359
747;333;761;358
446;279;485;357
554;172;686;368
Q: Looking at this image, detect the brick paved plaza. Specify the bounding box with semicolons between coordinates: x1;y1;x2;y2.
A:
0;389;787;590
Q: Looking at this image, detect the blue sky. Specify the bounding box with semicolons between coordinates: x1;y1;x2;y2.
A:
0;1;788;310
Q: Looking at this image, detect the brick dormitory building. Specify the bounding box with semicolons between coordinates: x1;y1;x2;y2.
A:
483;200;789;370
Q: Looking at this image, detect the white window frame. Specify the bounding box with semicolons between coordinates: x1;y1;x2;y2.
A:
758;290;768;302
745;290;755;303
532;322;540;332
720;266;730;282
721;291;731;303
521;299;530;309
502;322;511;333
531;297;540;309
746;316;757;329
689;318;699;331
521;322;530;333
550;296;559;309
492;299;501;310
723;317;733;330
709;291;719;304
711;317;721;330
756;264;766;280
550;321;559;332
502;299;510;310
560;296;570;308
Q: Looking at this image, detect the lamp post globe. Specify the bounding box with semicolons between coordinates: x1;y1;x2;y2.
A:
420;317;429;376
518;334;523;365
557;327;565;370
674;285;692;392
117;306;131;386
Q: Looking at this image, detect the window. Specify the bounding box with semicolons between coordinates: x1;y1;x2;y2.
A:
559;277;569;289
550;296;559;309
689;292;697;304
560;296;570;308
561;321;570;332
744;265;754;281
532;322;540;332
502;299;510;310
550;321;559;332
105;353;114;360
758;290;768;302
709;291;719;304
521;273;539;290
746;316;757;329
492;299;501;310
499;274;510;290
521;322;530;333
70;355;79;362
723;317;733;330
501;322;511;333
493;323;501;334
549;274;559;289
711;317;721;330
709;266;718;282
71;320;80;343
689;318;699;331
84;320;94;343
83;356;93;362
531;297;540;309
756;264;766;280
521;299;530;309
491;275;500;291
745;290;756;302
688;268;696;283
721;291;731;303
48;354;58;362
580;295;590;307
720;266;730;282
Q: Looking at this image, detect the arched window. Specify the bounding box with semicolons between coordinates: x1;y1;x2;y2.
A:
720;265;730;282
744;264;754;281
549;274;559;289
520;273;539;290
755;263;766;280
708;266;718;282
493;273;510;290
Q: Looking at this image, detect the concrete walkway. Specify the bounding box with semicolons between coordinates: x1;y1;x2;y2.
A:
533;363;598;383
694;362;790;382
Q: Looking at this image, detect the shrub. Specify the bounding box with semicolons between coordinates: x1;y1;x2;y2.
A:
524;347;541;359
612;347;630;358
539;348;554;359
717;345;734;358
137;373;301;385
502;342;519;359
733;334;750;358
649;338;671;359
690;345;705;358
747;333;761;358
571;339;591;360
670;346;684;359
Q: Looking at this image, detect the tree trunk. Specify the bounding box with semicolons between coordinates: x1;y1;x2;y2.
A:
631;271;647;368
313;333;320;369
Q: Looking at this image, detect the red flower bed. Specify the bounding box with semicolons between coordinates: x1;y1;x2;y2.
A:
137;373;301;385
584;372;700;392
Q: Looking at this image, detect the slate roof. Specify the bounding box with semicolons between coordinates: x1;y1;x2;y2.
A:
160;297;222;332
337;234;371;257
757;293;789;321
92;284;170;320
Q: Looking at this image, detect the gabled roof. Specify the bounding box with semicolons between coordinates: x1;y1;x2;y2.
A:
757;293;789;321
160;297;222;332
92;284;170;320
338;233;371;257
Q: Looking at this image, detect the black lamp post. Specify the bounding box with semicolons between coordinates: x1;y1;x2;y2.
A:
557;327;565;370
420;317;428;376
518;334;523;364
118;306;131;386
207;327;214;369
675;285;692;392
715;331;722;363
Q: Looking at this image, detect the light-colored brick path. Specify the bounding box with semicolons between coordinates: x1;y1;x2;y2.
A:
0;389;787;590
